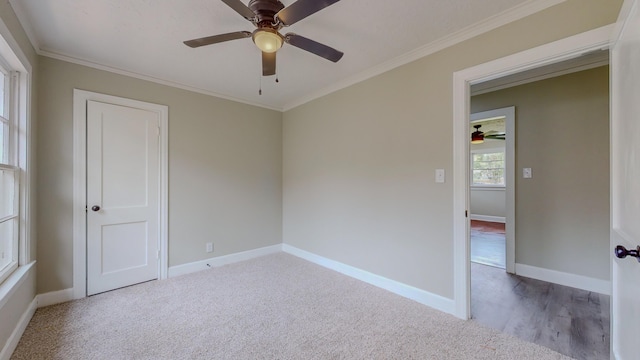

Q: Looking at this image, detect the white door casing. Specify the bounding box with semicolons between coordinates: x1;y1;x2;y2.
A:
452;26;613;319
610;1;640;358
86;101;160;295
73;90;168;299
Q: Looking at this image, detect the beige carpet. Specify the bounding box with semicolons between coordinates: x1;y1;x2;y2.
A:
12;253;572;359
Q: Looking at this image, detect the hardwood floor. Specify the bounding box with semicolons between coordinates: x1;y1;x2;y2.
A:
471;263;610;360
471;220;506;268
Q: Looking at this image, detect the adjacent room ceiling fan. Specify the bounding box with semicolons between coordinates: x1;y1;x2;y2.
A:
471;125;505;144
183;0;344;76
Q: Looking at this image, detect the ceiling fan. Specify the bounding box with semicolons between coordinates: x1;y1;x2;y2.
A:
183;0;344;76
471;125;505;144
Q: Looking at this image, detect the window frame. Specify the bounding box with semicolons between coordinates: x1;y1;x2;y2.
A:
0;18;32;288
470;147;506;188
0;64;21;285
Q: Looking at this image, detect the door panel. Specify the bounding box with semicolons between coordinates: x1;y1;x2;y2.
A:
101;222;149;274
87;100;160;296
101;113;150;208
611;0;640;358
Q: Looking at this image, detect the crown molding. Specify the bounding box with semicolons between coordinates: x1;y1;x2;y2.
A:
282;0;566;111
9;0;566;113
39;49;282;111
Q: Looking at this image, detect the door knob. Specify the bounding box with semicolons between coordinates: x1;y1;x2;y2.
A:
91;205;101;212
614;245;640;263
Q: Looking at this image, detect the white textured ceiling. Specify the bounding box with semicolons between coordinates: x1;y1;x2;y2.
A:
10;0;540;110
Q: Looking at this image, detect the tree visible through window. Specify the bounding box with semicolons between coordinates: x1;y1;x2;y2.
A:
472;151;505;186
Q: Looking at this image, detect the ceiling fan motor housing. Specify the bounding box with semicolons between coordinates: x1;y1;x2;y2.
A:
249;0;285;29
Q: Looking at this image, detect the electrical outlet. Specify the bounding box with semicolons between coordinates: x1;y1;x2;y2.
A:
206;242;214;253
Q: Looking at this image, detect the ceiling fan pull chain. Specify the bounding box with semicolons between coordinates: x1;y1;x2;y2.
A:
259;75;263;95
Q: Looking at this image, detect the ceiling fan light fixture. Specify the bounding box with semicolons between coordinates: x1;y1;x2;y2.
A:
471;124;484;144
253;29;283;53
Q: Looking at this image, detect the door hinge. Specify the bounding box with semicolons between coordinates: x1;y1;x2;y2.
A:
465;210;468;218
157;250;160;259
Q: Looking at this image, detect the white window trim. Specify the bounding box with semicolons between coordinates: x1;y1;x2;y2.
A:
0;14;33;290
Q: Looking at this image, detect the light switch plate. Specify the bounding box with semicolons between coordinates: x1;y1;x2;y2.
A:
523;168;532;178
435;169;445;183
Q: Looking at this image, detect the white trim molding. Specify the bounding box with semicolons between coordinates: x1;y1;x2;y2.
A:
10;0;563;113
0;11;34;280
168;245;283;278
515;263;611;295
283;0;566;110
469;215;506;223
72;89;169;300
452;25;614;320
282;244;455;315
36;288;74;308
0;298;36;360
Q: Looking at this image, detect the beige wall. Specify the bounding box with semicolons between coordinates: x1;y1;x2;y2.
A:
0;266;36;351
0;1;39;355
470;189;506;218
283;0;621;299
471;66;610;280
37;57;283;293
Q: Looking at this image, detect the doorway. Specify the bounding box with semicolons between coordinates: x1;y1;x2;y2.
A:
72;90;169;299
453;25;612;359
469;107;515;272
468;66;610;359
452;24;612;319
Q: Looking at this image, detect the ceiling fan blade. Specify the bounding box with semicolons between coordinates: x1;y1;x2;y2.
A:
485;134;506;140
277;0;341;26
284;33;343;62
184;31;252;48
262;51;276;76
221;0;256;20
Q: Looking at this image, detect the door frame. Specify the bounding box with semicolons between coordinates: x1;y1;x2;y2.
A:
610;0;638;358
72;89;169;299
469;106;515;273
452;25;613;319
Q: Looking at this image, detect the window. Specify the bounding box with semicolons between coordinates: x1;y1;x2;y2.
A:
0;62;19;285
471;150;505;186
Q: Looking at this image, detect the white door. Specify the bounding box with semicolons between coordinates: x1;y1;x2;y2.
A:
86;100;160;296
611;0;640;358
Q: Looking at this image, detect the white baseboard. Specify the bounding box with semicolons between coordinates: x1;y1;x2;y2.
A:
0;298;36;360
515;263;610;295
36;288;75;308
470;214;506;223
168;244;283;278
282;244;455;315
